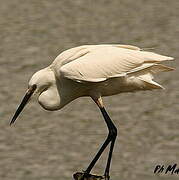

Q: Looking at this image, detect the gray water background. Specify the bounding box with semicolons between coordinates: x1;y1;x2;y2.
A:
0;0;178;180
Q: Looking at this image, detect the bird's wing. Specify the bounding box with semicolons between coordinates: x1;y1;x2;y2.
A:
59;46;173;83
52;44;141;67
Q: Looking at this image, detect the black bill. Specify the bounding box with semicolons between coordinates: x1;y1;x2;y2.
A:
10;84;37;125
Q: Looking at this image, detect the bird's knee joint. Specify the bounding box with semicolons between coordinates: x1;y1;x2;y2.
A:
109;127;117;139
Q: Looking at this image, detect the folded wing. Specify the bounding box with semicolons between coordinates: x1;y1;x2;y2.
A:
59;45;174;83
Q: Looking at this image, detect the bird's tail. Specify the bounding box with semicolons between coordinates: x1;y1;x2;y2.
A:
127;63;174;90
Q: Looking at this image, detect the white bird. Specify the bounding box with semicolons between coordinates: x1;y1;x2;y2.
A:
10;44;174;180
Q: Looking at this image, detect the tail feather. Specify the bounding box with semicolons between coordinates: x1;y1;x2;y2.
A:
137;75;164;90
127;63;174;76
150;64;174;74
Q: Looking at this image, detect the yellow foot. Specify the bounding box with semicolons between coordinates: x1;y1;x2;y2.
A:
73;172;104;180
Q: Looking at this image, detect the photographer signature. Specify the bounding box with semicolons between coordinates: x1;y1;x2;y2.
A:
154;164;179;175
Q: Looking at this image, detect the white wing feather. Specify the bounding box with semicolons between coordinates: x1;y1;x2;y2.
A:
58;45;173;83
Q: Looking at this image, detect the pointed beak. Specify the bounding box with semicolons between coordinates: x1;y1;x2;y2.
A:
10;84;37;126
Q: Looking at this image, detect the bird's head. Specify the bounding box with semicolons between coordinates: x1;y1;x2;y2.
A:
10;68;57;125
28;68;55;95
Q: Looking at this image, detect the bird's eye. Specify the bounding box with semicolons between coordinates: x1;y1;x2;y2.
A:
28;84;37;90
31;84;37;90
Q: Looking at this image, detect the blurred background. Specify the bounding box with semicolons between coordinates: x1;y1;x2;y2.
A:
0;0;178;180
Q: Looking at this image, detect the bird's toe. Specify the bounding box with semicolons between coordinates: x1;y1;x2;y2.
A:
73;172;104;180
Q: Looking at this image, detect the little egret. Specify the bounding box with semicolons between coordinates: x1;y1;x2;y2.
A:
10;44;174;180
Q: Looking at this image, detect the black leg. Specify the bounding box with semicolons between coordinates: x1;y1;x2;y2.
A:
84;130;112;174
84;107;117;180
100;107;117;180
104;136;116;180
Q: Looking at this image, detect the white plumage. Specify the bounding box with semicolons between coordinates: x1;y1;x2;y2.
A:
25;44;174;110
58;45;173;85
11;43;174;111
51;44;173;101
10;44;174;180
